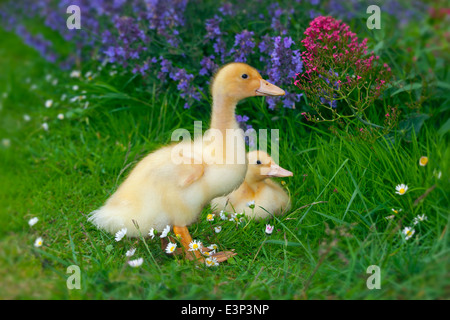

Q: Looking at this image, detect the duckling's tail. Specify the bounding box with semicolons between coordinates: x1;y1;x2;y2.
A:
87;207;127;235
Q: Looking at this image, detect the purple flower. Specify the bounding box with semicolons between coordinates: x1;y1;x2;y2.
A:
230;30;255;62
199;55;218;76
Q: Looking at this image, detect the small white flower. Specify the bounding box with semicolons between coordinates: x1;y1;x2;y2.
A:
391;208;402;214
45;99;53;108
385;215;395;220
128;257;143;267
1;138;11;148
70;70;81;78
214;226;222;233
160;225;170;238
206;213;215;221
85;71;93;78
115;228;127;241
30;84;37;90
395;184;408;195
219;210;227;220
413;215;428;225
28;217;39;227
23;114;31;122
202;250;215;257
165;242;177;254
148;228;156;239
247;200;255;209
45;74;52;82
188;240;202;252
208;244;218;251
57;113;64;120
205;257;219;267
402;227;415;240
265;224;274;235
72;85;79;91
34;237;43;247
126;248;136;257
433;170;442;180
51;79;58;86
42;123;49;131
61;94;67;101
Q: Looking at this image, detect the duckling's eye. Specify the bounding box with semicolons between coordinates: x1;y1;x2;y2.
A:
256;160;262;165
241;74;248;79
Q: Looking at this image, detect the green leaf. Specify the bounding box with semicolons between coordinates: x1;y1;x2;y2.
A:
437;118;450;137
398;113;429;141
390;83;423;96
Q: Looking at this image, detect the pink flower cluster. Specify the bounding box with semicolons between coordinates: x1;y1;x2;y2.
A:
294;16;392;122
300;16;367;74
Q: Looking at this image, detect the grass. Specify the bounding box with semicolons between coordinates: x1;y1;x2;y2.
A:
0;26;449;300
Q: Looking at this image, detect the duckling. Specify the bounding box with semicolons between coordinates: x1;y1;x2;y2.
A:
211;150;293;220
88;63;285;262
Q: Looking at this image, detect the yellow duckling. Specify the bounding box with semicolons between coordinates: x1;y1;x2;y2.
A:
211;150;293;220
88;63;285;261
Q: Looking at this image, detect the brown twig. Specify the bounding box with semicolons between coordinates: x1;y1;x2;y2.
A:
413;184;436;206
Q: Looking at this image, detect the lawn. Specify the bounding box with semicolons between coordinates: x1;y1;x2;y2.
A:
0;0;449;300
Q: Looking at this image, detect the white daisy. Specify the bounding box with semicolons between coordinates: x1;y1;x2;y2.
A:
160;225;170;238
42;123;49;131
402;227;415;240
28;217;39;227
202;250;215;257
23;114;31;122
247;200;255;209
433;170;442;180
57;113;64;120
208;244;218;251
419;156;428;167
219;210;227;220
115;228;127;242
395;184;408;195
413;215;428;225
72;85;79;91
214;226;222;233
70;70;81;78
128;257;143;267
148;228;156;239
205;257;219;267
1;138;11;148
206;213;215;221
125;248;136;257
188;240;202;252
45;99;53;108
34;237;43;247
391;208;402;214
165;242;177;254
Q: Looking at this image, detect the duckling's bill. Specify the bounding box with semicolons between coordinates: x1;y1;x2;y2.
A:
255;79;285;96
264;163;293;177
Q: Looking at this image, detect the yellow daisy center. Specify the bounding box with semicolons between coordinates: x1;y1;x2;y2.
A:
192;243;198;249
399;188;405;194
419;157;428;166
406;230;412;236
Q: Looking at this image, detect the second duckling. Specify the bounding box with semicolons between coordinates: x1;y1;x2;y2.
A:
211;150;293;220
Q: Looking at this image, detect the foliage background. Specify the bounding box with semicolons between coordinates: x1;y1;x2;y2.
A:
0;0;449;299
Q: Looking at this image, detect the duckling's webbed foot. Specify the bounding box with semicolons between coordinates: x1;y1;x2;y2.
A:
210;250;237;263
173;226;237;263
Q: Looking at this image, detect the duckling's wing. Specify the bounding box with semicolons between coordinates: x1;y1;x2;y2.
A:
178;162;205;188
